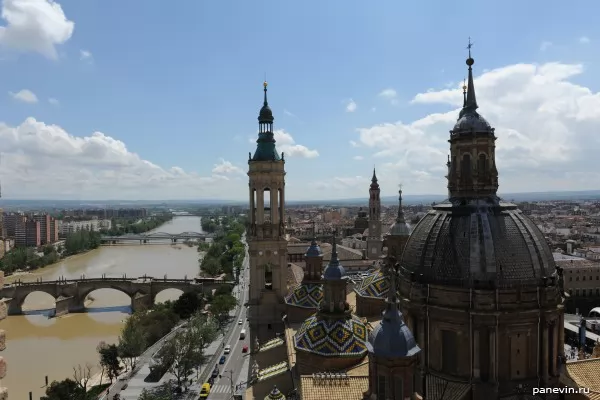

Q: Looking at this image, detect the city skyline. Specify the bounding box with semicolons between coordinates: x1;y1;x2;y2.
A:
1;0;600;200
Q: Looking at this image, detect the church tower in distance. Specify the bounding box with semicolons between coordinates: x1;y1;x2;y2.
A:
247;81;288;344
367;168;382;260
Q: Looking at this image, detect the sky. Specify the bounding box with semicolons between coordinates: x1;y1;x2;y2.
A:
1;0;599;201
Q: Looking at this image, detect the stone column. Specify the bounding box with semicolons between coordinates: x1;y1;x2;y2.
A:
552;321;559;376
473;329;480;379
0;271;8;400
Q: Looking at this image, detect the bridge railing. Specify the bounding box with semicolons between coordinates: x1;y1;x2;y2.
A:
7;277;236;286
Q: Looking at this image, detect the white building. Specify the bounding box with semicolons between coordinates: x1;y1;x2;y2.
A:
58;219;111;235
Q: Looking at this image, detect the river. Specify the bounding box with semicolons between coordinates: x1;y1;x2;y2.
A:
1;216;204;399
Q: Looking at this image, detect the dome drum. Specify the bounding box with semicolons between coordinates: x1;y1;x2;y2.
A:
397;273;562;313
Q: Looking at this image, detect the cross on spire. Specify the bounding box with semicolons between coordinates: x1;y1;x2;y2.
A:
467;37;474;58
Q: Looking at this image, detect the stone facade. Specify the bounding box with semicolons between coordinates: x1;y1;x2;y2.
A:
0;271;8;400
398;275;564;398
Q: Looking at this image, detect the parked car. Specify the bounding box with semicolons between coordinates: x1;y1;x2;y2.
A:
224;344;231;354
242;345;249;353
220;355;226;364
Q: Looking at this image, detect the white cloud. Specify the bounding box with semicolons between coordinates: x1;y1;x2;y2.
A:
80;49;92;62
0;117;246;199
579;36;590;44
48;97;59;105
349;140;360;148
379;88;399;105
540;41;553;51
9;89;38;103
353;156;364;161
273;130;319;158
351;61;600;195
345;99;357;112
212;159;244;176
0;0;74;59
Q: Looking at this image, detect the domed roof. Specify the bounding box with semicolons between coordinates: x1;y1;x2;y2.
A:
453;112;492;133
259;104;274;123
285;283;323;309
354;269;390;299
265;386;285;400
369;305;420;359
400;198;556;289
306;238;322;258
389;221;410;236
322;238;345;280
294;313;368;357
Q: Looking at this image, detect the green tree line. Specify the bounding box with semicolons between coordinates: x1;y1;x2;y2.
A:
103;214;173;236
199;216;247;280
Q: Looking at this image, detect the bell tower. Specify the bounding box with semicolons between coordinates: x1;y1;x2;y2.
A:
247;81;288;342
446;41;499;200
367;168;382;259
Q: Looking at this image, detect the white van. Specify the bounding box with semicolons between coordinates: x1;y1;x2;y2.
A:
224;344;231;354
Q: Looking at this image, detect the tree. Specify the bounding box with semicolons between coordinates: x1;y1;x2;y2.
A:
139;384;172;400
210;293;237;323
155;314;218;389
73;363;93;393
98;342;121;383
41;378;84;400
173;291;202;319
201;256;222;276
118;314;146;370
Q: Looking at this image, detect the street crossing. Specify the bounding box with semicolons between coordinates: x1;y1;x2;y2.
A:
211;384;234;394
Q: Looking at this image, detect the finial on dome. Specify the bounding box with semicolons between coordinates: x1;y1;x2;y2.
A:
464;38;478;112
263;80;269;105
462;78;467;107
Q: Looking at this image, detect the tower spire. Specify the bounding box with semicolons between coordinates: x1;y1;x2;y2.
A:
396;185;405;223
462;78;467;108
465;38;478;113
263;80;269;106
252;81;281;161
384;259;399;312
370;167;379;189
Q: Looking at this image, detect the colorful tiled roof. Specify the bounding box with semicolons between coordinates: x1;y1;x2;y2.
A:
285;283;323;309
294;314;368;357
265;385;286;400
354;269;389;298
565;358;600;399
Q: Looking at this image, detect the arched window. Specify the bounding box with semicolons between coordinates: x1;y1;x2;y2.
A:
251;189;257;225
263;188;271;222
278;188;284;225
461;154;471;180
478;154;488;176
264;264;273;290
441;330;458;373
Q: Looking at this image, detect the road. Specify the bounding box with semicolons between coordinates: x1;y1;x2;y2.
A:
207;262;251;400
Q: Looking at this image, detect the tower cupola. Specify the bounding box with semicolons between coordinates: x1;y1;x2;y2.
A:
252;81;281;162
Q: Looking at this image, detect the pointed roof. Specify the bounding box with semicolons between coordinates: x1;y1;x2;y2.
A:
323;231;345;280
252;81;281;161
368;260;420;358
389;187;410;236
370;167;379;190
265;385;286;400
453;40;493;133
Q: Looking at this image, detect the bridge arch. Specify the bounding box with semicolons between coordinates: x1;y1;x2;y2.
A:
20;290;56;311
153;287;189;304
79;286;136;307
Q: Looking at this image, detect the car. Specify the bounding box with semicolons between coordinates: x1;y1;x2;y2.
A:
238;319;243;325
242;345;248;353
219;355;226;364
224;345;231;354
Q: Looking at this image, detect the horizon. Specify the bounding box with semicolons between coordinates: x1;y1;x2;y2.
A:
1;0;599;200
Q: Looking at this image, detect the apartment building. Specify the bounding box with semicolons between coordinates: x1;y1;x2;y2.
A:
61;208;148;219
15;218;40;247
58;219;111;236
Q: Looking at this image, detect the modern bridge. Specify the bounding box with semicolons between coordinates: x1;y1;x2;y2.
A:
0;275;234;316
100;231;214;244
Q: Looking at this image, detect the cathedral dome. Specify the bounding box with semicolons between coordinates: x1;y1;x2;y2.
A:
294;313;368;357
305;239;322;258
285;283;323;309
389;220;410;236
452;112;492;133
354;269;390;299
400;199;556;289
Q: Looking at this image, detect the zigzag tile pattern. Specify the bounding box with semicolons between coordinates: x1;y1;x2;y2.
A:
294;314;368;357
285;283;323;309
354;269;389;298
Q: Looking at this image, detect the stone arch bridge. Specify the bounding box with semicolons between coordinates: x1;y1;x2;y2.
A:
0;276;234;317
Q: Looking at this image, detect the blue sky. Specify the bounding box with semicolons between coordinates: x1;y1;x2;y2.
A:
0;0;599;200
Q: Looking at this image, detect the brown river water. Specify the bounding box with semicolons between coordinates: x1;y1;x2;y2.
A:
1;216;204;399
